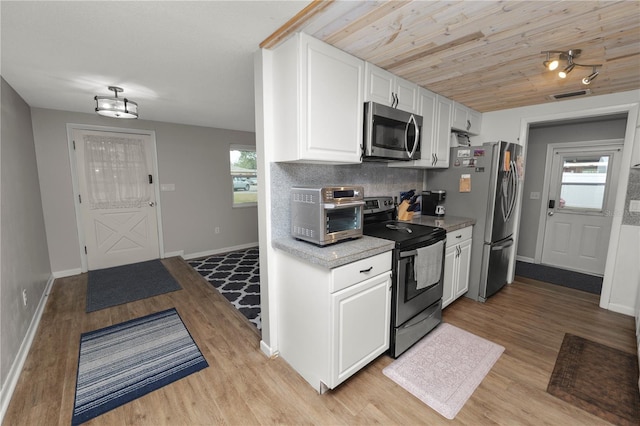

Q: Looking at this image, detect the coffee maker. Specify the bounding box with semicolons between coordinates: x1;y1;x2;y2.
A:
421;190;446;217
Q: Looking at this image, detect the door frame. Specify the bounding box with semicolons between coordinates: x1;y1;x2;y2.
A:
517;102;639;312
66;123;164;272
535;139;624;269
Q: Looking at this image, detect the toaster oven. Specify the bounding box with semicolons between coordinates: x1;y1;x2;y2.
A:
291;186;364;246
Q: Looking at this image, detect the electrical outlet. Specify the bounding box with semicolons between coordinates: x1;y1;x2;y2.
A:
530;192;540;200
22;289;27;306
629;199;640;213
215;227;220;234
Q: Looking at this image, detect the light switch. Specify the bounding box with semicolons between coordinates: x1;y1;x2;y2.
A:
629;199;640;212
530;192;540;200
160;183;175;191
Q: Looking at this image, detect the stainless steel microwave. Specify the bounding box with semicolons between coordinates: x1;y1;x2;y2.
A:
291;186;364;246
363;101;422;161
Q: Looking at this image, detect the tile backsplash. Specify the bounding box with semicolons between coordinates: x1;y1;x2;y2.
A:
271;162;423;239
623;168;640;226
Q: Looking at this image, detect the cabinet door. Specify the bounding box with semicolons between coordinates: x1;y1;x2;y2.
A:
442;244;457;308
302;35;364;163
455;239;472;299
394;76;419;114
331;272;391;387
452;102;469;132
468;109;482;135
434;96;452;167
364;63;394;106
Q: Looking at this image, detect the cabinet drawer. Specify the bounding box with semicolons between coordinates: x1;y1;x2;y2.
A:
330;251;392;293
446;226;473;245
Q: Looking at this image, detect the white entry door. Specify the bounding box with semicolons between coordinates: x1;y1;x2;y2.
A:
73;129;160;270
540;144;622;275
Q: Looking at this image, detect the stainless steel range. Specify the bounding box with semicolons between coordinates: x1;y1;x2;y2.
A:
363;196;446;358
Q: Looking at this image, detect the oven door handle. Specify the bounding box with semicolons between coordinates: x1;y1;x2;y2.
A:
399;250;417;258
323;200;365;209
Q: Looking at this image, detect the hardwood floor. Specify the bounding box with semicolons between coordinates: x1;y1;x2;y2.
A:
3;257;636;425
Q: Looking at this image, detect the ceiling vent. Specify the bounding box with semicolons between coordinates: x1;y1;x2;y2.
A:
548;89;592;100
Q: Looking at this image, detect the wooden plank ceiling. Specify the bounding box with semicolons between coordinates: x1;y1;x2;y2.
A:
262;0;640;113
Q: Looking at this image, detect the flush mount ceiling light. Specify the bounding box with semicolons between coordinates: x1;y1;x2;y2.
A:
541;49;602;85
94;86;138;119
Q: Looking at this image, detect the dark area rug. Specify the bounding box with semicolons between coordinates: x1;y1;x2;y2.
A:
86;259;181;312
515;261;602;294
547;333;640;425
72;308;208;425
188;247;260;330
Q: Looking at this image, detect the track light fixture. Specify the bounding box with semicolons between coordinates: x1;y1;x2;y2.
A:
541;49;602;85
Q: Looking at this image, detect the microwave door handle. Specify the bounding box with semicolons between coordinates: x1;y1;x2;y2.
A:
404;114;419;158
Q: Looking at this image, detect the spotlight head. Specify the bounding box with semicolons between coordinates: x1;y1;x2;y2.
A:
558;63;575;79
582;70;599;85
546;59;559;71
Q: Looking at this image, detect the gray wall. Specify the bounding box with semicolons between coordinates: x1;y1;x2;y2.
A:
517;117;627;259
1;78;51;390
30;108;258;274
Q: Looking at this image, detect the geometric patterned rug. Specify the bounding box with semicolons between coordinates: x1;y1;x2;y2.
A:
188;247;261;330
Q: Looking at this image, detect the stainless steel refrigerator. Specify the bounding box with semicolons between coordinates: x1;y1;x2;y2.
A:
427;141;524;301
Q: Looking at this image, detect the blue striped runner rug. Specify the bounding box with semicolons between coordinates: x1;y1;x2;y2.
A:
72;308;208;425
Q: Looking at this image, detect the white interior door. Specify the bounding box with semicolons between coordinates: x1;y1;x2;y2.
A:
541;144;622;275
73;129;160;270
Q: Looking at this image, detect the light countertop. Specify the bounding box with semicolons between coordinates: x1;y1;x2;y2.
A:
272;236;395;269
404;215;476;232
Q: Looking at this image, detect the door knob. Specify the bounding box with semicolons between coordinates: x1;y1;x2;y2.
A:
547;211;554;216
149;201;155;207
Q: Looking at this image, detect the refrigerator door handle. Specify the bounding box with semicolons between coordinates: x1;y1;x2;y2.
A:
507;160;518;220
491;238;514;251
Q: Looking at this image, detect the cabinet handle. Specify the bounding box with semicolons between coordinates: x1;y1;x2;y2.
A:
359;266;373;273
466;119;471;131
456;234;462;238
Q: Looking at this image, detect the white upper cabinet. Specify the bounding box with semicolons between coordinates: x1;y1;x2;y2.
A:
364;63;419;114
271;33;364;163
388;89;451;169
452;102;482;135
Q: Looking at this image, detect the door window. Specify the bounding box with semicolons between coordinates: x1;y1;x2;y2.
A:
558;154;610;211
83;134;150;209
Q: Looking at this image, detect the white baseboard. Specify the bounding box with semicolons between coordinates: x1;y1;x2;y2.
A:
606;302;635;317
183;242;259;260
0;274;55;422
164;250;184;258
515;255;535;263
260;340;278;359
52;268;82;278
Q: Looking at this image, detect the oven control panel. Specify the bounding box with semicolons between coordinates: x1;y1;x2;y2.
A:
364;196;394;215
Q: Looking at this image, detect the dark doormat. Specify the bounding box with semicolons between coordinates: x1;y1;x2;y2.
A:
515;261;602;294
86;259;181;312
547;333;640;425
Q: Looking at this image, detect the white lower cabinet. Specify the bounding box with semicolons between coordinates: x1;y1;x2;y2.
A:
276;250;392;392
443;226;472;308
